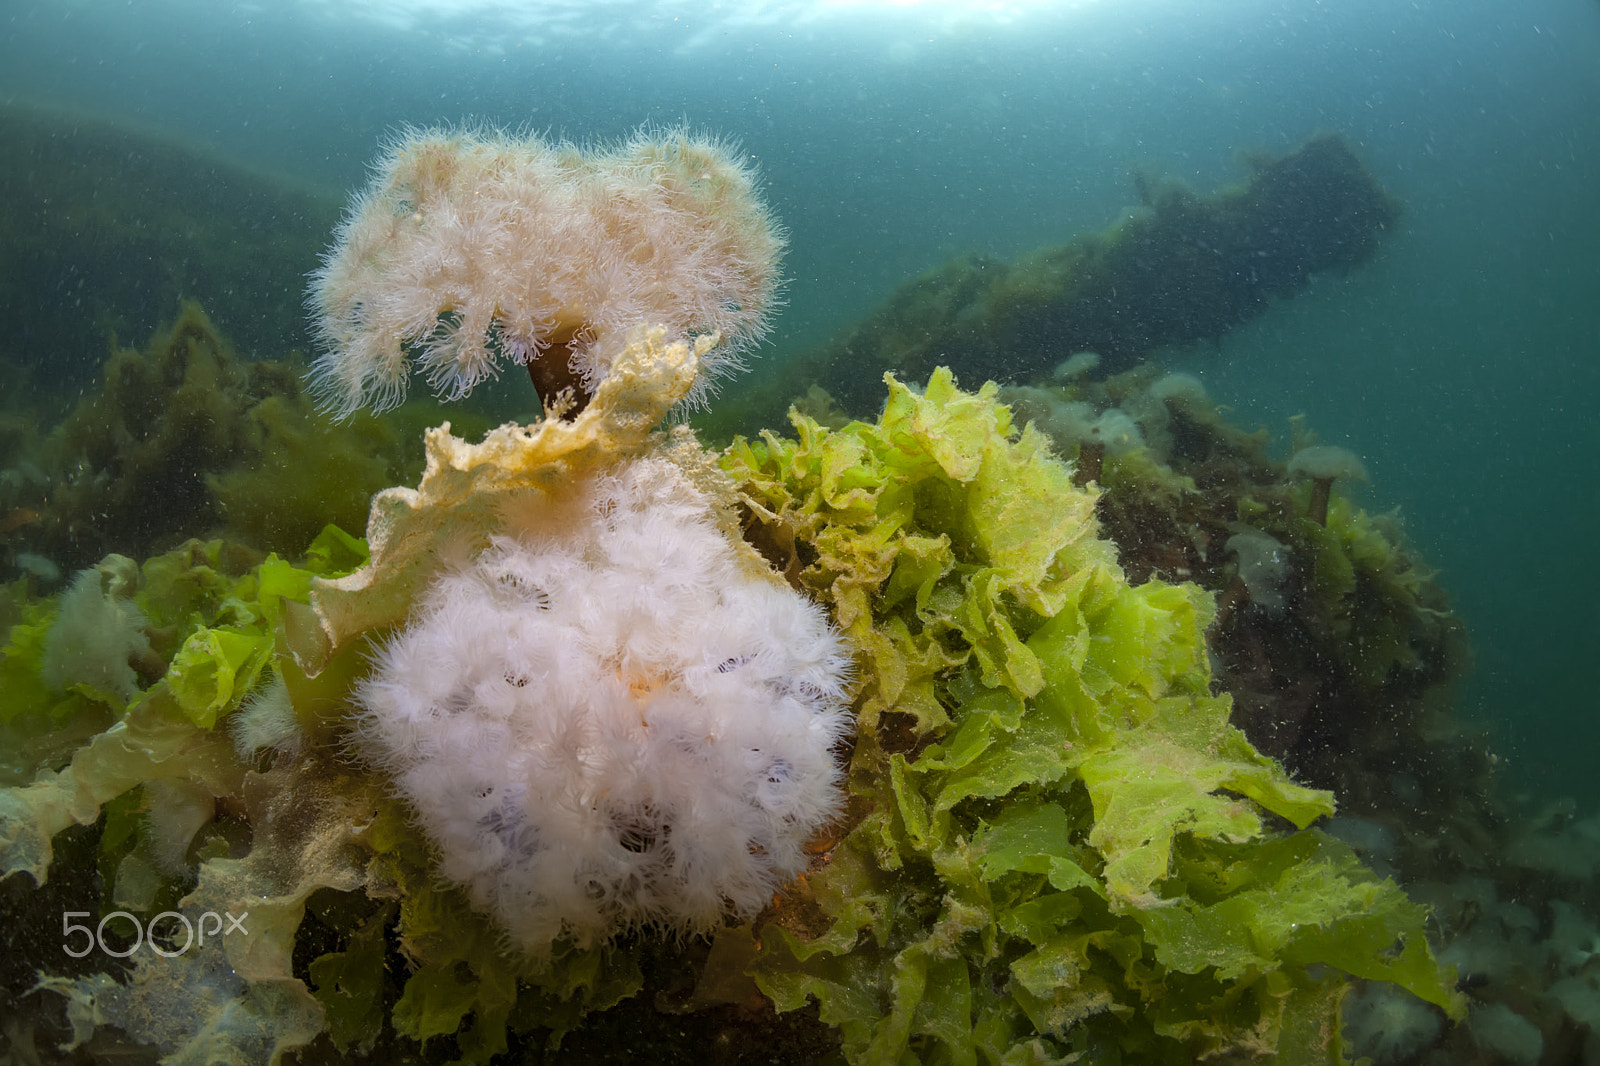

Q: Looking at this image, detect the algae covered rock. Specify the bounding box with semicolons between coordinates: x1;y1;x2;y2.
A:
0;363;1465;1065
723;368;1461;1064
0;106;1460;1063
1001;366;1469;808
1;302;441;580
749;135;1398;420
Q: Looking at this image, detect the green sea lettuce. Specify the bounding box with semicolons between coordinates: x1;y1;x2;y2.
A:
0;538;281;887
1;524;672;1061
2;530;376;1064
723;368;1463;1063
3;362;1463;1065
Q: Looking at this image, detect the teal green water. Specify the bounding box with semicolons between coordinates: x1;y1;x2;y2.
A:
2;0;1595;798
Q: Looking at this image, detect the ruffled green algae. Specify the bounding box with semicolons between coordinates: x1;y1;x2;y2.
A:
0;364;1461;1064
724;368;1461;1064
998;367;1470;811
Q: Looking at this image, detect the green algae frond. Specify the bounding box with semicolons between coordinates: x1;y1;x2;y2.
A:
723;368;1462;1064
0;362;1461;1064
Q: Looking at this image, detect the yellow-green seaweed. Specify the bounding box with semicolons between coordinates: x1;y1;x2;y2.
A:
0;367;1463;1065
724;368;1462;1063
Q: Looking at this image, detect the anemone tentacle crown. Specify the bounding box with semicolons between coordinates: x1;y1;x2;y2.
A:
308;126;784;418
352;457;853;951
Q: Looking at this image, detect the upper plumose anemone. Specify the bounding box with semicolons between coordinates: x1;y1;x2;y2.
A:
307;125;785;419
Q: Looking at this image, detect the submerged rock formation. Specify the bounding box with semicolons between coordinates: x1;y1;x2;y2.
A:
762;134;1399;416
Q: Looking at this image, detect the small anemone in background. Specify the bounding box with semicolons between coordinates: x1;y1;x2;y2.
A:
1342;981;1446;1064
1287;443;1368;525
1225;529;1292;614
229;672;303;766
40;555;150;704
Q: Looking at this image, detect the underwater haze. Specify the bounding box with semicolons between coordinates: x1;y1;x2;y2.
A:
2;0;1600;1061
5;0;1595;802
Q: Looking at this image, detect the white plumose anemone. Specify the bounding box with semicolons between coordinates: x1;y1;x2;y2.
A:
308;126;784;419
352;457;852;952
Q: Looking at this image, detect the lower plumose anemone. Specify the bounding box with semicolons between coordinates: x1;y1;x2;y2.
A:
307;125;784;418
352;455;852;951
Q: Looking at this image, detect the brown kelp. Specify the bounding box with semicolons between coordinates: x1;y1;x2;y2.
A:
0;303;466;580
